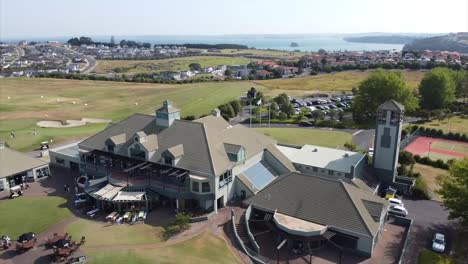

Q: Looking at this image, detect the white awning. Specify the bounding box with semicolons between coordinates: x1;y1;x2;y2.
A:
113;191;145;201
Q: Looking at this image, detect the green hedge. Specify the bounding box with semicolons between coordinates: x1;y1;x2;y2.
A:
413;154;451;170
412;125;468;143
418;249;454;264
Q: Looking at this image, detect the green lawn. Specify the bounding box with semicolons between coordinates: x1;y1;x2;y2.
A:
66;219;165;248
0;78;267;151
86;232;241;264
418;249;454;264
413;163;449;201
255;70;425;92
255;128;351;148
0;197;72;239
95;56;257;74
417;116;468;135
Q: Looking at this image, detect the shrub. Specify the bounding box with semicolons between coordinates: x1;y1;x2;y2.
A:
413;177;431;200
174;212;191;231
344;141;358;151
414;154;421;162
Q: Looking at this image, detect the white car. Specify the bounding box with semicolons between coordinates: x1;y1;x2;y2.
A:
388;205;408;217
432;233;446;253
388;198;404;207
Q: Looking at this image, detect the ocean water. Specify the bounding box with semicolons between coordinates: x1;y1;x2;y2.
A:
120;34;405;51
5;34;404;52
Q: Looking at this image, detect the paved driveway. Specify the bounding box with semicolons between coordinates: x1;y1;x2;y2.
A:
402;198;457;264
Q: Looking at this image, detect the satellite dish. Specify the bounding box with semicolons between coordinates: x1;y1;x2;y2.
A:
135;102;139;106
40;96;44;98
84;103;88;106
7;96;10;99
72;101;76;104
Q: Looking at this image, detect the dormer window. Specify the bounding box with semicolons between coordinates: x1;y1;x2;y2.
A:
134;137;139;142
224;143;245;163
164;156;173;165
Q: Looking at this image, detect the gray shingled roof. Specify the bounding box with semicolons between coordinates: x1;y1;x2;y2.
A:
378;100;404;112
79;113;291;177
79;114;156;151
0;147;49;178
245;172;388;237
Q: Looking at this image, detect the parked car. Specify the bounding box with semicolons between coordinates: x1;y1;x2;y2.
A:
306;102;312;106
388;205;408;217
388;198;404;207
299;121;314;127
328;104;337;109
432;233;446;253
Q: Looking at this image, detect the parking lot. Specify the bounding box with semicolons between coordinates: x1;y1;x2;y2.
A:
402;198;457;264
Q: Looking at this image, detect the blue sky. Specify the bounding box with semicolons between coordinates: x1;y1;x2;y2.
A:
1;0;467;39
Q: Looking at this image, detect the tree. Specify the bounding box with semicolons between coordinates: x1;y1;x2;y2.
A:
328;109;338;120
419;67;456;110
454;70;468;103
437;158;468;226
311;110;325;122
188;63;202;72
399;151;415;167
273;93;289;107
229;100;242;115
352;69;418;121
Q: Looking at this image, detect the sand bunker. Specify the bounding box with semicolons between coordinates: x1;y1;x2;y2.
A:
37;118;112;128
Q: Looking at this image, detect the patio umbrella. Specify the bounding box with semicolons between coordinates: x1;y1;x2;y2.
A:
17;232;35;243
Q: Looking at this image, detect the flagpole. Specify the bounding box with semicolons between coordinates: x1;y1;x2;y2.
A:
268;103;271;128
249;99;252;128
259;101;262;127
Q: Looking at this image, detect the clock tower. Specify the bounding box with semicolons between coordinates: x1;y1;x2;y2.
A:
373;100;404;184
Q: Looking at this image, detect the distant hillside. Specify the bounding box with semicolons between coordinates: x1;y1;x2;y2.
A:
343;35;421;44
403;33;468;53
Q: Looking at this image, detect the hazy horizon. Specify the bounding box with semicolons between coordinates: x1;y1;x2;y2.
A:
1;0;466;40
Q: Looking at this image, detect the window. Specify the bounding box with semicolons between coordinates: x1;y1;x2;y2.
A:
192;182;199;192
202;182;210;193
55;157;65;165
306;167;310;170
164;156;173;165
328;170;334;175
219;170;232;188
227;153;238;162
0;180;4;192
380;128;391;148
312;167;318;172
108;145;114;153
36;167;50;179
134;137;139;142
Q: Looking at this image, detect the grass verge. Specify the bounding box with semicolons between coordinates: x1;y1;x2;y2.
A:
0;197;72;239
255;127;351;148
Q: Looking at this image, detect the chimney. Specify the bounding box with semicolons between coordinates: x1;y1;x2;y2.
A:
211;108;221;117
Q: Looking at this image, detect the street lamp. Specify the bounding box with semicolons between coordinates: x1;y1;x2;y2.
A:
428;141;432;158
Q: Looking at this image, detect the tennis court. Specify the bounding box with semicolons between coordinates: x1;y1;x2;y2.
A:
404;136;468;161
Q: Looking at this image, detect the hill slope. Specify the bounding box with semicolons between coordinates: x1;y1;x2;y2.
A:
403;33;468;53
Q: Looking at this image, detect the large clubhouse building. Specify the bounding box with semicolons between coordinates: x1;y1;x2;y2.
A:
48;100;412;257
